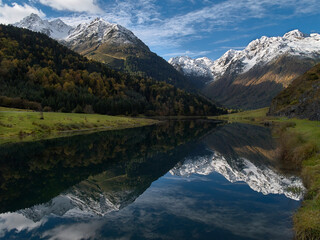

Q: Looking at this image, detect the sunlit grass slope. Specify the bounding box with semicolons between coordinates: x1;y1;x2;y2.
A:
0;107;158;144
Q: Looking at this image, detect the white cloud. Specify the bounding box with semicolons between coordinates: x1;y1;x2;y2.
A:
74;0;319;50
0;212;47;237
219;46;246;50
58;14;97;26
162;50;211;58
42;221;104;240
39;0;103;14
0;2;45;24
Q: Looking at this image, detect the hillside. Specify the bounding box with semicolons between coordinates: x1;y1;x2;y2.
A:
0;25;225;116
268;63;320;120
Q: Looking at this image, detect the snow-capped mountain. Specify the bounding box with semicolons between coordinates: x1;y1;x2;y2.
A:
170;151;305;201
12;14;191;89
169;30;320;83
14;13;73;40
65;17;148;50
168;56;215;79
13;14;148;50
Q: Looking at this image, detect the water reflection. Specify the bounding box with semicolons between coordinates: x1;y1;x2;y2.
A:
0;122;304;240
0;120;215;213
170;151;304;200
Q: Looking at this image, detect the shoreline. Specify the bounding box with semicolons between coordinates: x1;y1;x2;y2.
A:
210;108;320;240
0;107;159;144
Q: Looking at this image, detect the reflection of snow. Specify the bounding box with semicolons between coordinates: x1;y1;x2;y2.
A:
16;185;139;223
170;152;305;201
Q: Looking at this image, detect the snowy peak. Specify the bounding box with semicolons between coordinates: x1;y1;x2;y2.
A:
23;13;42;23
14;14;148;51
14;14;50;35
14;14;73;40
169;29;320;83
168;56;215;79
65;17;148;50
170;152;305;201
283;29;309;40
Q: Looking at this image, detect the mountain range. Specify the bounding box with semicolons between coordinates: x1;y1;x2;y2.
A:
170;30;320;109
11;14;320;113
14;14;193;90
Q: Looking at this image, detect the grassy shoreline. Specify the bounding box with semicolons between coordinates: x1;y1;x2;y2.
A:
0;107;159;144
212;108;320;239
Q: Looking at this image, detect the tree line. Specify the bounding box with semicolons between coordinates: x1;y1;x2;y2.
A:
0;25;226;116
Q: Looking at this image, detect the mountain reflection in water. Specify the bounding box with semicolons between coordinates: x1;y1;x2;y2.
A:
0;121;303;240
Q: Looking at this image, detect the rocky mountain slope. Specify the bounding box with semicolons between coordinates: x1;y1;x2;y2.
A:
170;30;320;109
14;14;193;90
268;63;320;120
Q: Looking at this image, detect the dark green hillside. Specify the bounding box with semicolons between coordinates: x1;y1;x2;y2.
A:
268;63;320;120
124;53;194;90
0;25;225;116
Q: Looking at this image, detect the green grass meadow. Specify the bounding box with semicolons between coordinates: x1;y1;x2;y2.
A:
0;107;158;144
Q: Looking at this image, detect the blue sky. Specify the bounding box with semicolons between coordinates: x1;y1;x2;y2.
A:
1;0;320;60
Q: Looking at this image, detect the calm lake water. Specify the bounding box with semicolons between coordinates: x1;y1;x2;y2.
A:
0;121;304;240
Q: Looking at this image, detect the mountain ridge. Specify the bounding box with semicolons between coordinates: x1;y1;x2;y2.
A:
169;30;320;109
14;13;73;39
169;30;320;84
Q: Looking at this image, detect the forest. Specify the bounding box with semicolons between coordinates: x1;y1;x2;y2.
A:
0;25;225;116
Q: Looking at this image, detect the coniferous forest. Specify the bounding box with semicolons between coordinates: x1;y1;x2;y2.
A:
0;25;225;116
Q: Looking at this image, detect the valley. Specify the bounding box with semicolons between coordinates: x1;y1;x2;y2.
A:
0;3;319;240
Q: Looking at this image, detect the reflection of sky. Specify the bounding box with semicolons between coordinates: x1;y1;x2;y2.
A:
0;123;303;240
0;171;300;240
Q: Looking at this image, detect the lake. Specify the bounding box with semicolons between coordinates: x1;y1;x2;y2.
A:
0;120;304;240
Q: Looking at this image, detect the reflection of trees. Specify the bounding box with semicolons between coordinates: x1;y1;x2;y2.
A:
203;123;278;167
0;120;216;213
